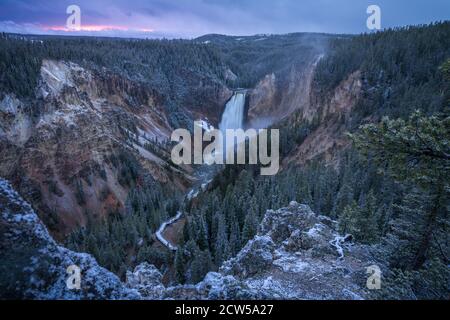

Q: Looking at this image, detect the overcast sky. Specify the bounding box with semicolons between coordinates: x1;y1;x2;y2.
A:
0;0;448;38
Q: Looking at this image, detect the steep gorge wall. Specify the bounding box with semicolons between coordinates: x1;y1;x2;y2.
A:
284;70;363;166
246;54;324;128
243;52;362;166
0;60;195;238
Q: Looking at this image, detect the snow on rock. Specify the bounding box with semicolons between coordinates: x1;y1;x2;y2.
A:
186;202;376;300
329;234;353;260
194;272;257;300
186;189;199;200
125;262;165;299
0;178;139;300
221;235;275;278
195;119;215;133
0;180;378;300
40;60;87;97
272;249;309;273
201;179;213;191
306;223;326;238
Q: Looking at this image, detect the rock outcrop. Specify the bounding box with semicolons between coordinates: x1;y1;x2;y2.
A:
1;179;378;300
0;60;196;238
246;55;324;128
0;178;139;299
125;262;164;299
283;70;363;167
128;202;378;300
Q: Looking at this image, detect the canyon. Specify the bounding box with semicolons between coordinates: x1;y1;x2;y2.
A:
1;23;449;299
0;33;330;238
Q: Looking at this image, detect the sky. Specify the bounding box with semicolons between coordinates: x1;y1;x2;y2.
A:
0;0;449;38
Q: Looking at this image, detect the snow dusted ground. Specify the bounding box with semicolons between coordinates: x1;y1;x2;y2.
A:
0;178;139;299
130;202;380;300
1;178;379;300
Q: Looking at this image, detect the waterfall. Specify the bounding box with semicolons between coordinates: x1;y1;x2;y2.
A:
219;91;246;131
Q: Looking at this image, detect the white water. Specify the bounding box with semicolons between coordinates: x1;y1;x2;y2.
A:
219;91;246;131
156;211;183;251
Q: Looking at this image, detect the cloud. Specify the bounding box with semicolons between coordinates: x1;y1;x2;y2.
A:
0;0;449;38
0;21;45;35
0;20;172;39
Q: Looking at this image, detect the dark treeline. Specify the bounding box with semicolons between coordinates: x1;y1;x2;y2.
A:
0;33;226;99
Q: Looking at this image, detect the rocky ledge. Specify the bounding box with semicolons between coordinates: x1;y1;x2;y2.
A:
128;202;378;300
0;178;139;299
1;178;378;300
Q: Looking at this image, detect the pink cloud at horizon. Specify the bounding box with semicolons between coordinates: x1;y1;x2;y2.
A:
43;24;154;33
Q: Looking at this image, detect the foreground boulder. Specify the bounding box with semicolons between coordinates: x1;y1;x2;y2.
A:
0;178;139;299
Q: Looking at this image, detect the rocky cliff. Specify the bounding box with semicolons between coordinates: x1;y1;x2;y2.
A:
0;179;379;299
247;54;324;128
245;52;362;166
284;70;363;166
0;178;139;299
0;59;199;238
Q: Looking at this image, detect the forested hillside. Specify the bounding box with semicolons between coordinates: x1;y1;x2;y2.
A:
179;23;449;298
314;22;449;122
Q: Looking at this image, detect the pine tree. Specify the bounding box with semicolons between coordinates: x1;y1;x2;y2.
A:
332;182;354;218
229;220;241;255
190;248;212;284
242;210;258;245
174;246;185;284
74;179;86;205
351;111;449;268
337;191;379;244
358;190;380;243
197;214;209;250
338;201;359;235
214;215;230;266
